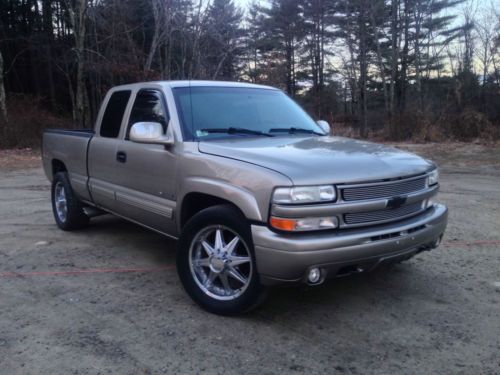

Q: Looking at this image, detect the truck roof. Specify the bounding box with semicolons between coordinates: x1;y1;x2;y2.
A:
110;80;279;91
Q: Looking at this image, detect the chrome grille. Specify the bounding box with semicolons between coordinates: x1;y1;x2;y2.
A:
341;176;427;201
344;202;423;225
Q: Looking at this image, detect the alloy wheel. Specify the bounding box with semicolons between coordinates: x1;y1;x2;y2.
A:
189;225;253;301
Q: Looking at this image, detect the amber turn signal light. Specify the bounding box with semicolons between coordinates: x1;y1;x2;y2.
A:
269;217;297;231
270;216;339;232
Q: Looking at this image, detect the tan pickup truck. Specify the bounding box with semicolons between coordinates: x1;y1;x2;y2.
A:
42;81;448;315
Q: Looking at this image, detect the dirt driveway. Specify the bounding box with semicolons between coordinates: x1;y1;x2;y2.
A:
0;143;499;374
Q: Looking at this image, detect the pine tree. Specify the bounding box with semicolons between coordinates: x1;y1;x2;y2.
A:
259;0;306;96
301;0;337;116
203;0;245;80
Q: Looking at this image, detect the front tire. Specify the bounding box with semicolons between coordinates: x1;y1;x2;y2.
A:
51;172;89;231
177;205;266;315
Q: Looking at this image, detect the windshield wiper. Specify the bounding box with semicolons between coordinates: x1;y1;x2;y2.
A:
200;127;274;137
269;127;325;136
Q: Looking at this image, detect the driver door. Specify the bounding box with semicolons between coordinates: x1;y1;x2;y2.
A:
113;88;178;236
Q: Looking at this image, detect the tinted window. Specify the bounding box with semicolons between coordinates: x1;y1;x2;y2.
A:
172;87;321;140
100;90;131;138
127;89;168;137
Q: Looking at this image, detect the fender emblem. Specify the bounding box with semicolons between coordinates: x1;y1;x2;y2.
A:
386;195;407;209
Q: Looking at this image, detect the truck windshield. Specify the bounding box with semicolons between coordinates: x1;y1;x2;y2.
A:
172;86;323;140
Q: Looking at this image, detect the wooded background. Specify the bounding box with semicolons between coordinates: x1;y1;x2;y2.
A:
0;0;499;148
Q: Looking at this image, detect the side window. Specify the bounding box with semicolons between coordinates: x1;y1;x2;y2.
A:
127;89;169;138
100;90;131;138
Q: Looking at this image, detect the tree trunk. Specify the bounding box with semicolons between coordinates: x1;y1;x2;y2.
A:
0;49;8;124
64;0;88;127
398;0;410;112
43;0;56;110
144;0;163;74
285;40;295;96
414;0;423;111
370;2;389;114
358;3;368;138
389;0;399;118
163;29;173;79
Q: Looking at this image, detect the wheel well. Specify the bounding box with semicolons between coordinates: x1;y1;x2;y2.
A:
180;193;244;228
52;159;67;176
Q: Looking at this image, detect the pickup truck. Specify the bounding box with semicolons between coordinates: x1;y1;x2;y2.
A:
42;81;448;315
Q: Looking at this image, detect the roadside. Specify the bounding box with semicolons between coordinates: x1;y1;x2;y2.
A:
0;148;41;171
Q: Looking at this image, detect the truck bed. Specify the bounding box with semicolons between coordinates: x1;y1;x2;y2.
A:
42;128;94;202
44;128;94;137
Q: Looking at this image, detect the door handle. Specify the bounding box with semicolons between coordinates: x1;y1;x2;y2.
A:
116;151;127;163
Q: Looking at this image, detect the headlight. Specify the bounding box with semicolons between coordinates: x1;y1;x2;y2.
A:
428;169;439;186
273;185;336;204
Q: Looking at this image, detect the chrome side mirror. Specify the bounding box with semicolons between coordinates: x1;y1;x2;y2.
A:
129;122;174;146
317;120;331;135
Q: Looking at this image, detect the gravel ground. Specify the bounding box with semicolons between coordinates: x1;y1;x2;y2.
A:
0;143;499;374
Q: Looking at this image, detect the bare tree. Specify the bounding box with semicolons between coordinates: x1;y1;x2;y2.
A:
398;0;411;112
414;0;423;109
491;6;500;84
460;0;477;72
475;9;496;86
65;0;90;128
369;0;389;113
357;0;369;137
189;0;212;78
145;0;168;74
389;0;400;117
0;49;7;123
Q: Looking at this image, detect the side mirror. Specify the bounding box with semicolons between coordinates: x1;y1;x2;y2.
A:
129;122;174;146
317;120;331;135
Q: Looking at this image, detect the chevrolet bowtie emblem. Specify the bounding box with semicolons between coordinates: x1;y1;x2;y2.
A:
386;195;407;209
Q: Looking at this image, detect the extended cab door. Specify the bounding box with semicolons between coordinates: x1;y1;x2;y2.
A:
88;89;132;213
112;88;178;236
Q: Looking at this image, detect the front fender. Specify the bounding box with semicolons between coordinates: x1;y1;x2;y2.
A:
178;177;263;225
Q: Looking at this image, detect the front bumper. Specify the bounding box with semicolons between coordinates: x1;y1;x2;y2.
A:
252;204;448;285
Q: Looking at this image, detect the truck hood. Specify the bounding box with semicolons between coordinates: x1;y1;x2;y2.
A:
198;136;434;185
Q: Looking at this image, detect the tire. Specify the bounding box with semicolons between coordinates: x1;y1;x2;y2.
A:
177;205;266;315
51;172;89;231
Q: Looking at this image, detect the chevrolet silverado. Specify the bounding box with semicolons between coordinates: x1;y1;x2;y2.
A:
42;81;448;315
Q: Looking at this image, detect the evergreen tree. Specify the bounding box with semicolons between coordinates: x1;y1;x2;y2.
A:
203;0;244;80
259;0;307;95
300;0;337;116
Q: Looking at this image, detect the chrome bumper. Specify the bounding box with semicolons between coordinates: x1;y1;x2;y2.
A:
252;204;448;285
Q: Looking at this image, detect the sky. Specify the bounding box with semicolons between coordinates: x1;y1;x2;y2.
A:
233;0;252;8
231;0;500;14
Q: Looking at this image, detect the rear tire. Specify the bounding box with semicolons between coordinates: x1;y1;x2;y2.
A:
177;205;266;315
51;172;89;231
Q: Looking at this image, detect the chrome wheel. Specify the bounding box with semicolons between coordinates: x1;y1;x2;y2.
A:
54;181;68;223
189;225;253;301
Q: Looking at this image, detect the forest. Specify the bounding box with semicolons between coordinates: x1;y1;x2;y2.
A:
0;0;499;148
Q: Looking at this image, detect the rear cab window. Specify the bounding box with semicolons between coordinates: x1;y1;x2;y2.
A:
100;90;131;138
